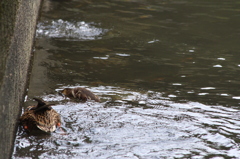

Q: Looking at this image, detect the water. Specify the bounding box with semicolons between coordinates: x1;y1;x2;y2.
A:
12;0;240;158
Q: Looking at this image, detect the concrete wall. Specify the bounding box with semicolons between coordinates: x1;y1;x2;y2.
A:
0;0;42;158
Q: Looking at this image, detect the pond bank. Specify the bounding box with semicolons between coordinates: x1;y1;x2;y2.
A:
0;0;41;158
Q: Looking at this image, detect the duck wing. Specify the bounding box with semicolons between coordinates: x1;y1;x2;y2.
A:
35;109;60;132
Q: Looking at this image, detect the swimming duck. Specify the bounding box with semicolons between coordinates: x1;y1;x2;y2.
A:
19;98;61;133
60;87;100;102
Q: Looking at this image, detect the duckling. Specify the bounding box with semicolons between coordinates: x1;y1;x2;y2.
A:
61;87;100;102
20;98;61;133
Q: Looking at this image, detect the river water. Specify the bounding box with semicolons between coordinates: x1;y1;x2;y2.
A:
12;0;240;158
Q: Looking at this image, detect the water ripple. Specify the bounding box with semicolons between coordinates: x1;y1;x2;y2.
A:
13;86;240;158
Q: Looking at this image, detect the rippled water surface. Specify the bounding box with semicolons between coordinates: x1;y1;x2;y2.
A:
13;0;240;158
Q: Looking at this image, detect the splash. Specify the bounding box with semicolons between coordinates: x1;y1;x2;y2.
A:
36;19;108;40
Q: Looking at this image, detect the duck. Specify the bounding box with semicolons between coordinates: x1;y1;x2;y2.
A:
60;87;100;102
19;98;61;133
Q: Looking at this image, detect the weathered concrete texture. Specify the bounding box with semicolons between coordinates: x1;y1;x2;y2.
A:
0;0;18;86
0;0;42;158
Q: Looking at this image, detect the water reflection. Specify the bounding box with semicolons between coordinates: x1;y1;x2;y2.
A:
13;0;240;158
13;86;240;158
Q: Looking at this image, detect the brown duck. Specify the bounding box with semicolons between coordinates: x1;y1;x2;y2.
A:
19;98;61;133
61;87;100;102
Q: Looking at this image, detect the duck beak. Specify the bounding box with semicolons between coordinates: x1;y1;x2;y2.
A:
58;90;64;97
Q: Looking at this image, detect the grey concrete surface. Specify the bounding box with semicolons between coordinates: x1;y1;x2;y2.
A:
0;0;42;158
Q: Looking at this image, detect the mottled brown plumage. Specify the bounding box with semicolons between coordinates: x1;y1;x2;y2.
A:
61;87;100;102
19;98;61;133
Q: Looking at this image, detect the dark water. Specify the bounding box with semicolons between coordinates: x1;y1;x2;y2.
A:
12;0;240;158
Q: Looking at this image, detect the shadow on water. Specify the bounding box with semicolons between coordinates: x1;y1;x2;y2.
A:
13;0;240;158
